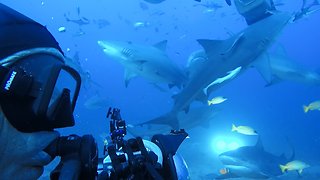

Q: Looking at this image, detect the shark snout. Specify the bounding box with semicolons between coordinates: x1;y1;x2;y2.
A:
97;41;107;50
97;40;115;49
97;40;122;57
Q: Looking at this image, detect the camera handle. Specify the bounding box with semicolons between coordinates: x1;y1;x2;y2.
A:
45;134;98;180
50;153;81;180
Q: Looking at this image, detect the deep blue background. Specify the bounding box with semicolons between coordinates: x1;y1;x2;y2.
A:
2;0;320;178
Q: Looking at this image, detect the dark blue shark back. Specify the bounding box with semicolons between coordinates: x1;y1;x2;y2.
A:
229;145;286;176
219;137;294;177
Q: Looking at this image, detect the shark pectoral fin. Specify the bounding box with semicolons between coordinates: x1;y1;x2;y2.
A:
252;53;273;85
135;59;148;69
124;70;137;87
132;60;147;71
153;40;168;51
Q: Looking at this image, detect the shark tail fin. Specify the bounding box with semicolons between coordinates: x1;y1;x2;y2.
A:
279;164;287;173
208;100;211;106
303;105;309;113
231;124;237;132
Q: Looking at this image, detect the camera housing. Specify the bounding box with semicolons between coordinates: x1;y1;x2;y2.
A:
98;107;189;180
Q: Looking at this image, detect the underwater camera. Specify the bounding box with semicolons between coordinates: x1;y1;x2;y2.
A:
97;107;189;180
44;107;189;180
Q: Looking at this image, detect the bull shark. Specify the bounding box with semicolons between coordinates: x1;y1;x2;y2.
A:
140;12;292;129
253;46;320;86
193;0;223;13
217;137;295;179
188;47;320;87
64;7;90;26
97;40;188;88
292;0;320;22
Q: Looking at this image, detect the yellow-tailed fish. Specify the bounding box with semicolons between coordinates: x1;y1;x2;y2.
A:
279;160;310;175
303;100;320;113
232;124;258;135
208;96;227;106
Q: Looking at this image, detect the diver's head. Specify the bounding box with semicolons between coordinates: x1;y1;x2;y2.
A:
0;3;83;179
0;3;81;132
233;0;274;25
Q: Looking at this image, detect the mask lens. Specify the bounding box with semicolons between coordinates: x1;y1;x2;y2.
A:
48;67;79;113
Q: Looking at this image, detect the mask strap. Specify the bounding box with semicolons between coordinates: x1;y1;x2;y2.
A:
0;47;65;67
0;48;65;98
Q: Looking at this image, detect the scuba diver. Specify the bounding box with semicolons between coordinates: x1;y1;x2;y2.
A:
0;3;189;180
226;0;277;25
0;2;84;179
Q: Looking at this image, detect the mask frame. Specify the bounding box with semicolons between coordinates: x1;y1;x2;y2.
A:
0;48;81;132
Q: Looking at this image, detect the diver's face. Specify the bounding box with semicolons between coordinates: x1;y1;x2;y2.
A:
0;112;59;180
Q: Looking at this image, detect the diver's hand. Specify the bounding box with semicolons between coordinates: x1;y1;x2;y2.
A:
0;117;59;180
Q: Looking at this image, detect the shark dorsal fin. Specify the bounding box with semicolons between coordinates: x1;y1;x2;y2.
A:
197;32;244;58
197;39;225;56
153;40;167;51
255;136;264;151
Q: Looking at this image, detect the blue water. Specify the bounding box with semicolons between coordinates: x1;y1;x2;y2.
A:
2;0;320;179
